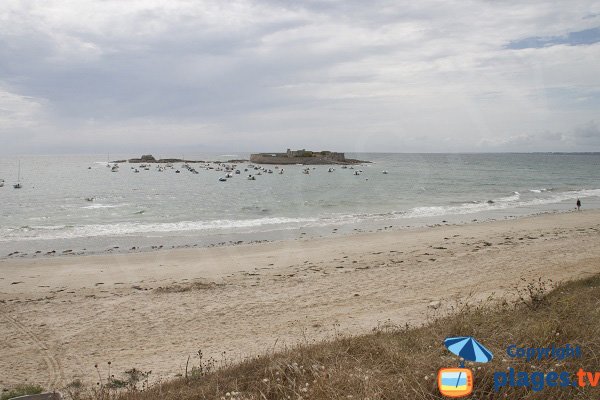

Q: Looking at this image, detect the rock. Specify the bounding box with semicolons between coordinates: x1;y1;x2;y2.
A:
428;300;441;310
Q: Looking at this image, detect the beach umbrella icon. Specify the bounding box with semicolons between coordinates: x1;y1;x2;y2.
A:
444;336;493;365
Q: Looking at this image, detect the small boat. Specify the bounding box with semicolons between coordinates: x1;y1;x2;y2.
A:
14;161;22;188
85;197;95;202
0;179;4;188
328;168;334;172
235;170;241;174
247;175;255;180
354;170;361;176
219;177;227;182
226;173;233;178
175;170;180;173
382;170;388;174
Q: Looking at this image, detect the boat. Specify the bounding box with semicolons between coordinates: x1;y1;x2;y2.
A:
111;165;119;172
219;177;227;182
235;170;241;174
247;175;255;180
13;161;22;188
382;170;388;174
85;197;95;202
0;179;4;188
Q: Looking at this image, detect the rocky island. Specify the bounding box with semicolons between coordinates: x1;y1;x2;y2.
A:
250;149;368;165
125;155;247;164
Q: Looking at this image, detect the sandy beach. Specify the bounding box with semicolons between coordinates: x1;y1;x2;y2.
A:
1;210;599;390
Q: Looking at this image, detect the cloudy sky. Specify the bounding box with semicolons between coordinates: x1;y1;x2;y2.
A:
1;0;599;155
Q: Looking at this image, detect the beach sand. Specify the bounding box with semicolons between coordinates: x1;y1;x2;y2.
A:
1;210;599;390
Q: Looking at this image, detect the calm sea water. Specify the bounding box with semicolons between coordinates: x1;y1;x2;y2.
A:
1;153;599;257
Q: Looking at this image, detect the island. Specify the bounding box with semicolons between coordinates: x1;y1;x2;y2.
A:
125;155;248;164
250;149;368;165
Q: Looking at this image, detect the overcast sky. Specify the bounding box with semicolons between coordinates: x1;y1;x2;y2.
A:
1;1;599;155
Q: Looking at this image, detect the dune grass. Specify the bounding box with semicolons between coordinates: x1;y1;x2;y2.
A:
0;384;44;400
61;274;600;399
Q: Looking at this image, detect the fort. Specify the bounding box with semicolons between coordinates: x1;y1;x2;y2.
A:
249;149;367;165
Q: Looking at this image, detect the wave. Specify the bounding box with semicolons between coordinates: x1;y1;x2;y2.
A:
403;188;600;219
82;204;118;209
2;188;599;242
529;188;554;193
0;216;321;241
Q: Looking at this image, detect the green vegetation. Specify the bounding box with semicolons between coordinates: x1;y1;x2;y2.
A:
0;384;44;400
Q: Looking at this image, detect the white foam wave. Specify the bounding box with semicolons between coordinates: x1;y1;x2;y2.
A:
81;204;119;209
529;188;553;193
2;188;599;242
0;217;320;241
403;188;600;219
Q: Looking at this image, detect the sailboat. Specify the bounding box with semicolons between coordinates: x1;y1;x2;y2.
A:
13;161;22;189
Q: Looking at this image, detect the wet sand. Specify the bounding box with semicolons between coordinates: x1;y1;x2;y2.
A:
1;210;599;390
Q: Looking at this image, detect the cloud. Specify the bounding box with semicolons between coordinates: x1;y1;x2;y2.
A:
506;27;600;49
0;0;599;153
478;120;600;151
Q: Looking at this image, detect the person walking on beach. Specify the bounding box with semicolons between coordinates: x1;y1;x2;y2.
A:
576;198;581;211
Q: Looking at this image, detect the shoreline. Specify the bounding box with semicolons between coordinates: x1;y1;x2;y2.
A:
0;208;575;283
1;209;599;389
0;207;584;262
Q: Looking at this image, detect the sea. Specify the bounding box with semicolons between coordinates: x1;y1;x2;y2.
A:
1;153;599;258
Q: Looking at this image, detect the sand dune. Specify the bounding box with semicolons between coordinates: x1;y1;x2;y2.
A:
1;210;599;390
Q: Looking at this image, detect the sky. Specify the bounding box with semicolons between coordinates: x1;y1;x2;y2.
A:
0;0;599;155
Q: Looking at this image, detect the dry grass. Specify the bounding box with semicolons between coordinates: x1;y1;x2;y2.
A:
67;274;600;399
153;281;223;294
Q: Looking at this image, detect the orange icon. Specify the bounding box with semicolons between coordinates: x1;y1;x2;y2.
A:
438;367;473;398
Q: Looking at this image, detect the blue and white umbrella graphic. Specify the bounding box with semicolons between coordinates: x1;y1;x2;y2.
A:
444;336;493;365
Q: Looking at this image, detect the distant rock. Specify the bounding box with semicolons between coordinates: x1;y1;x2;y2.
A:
128;154;157;163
